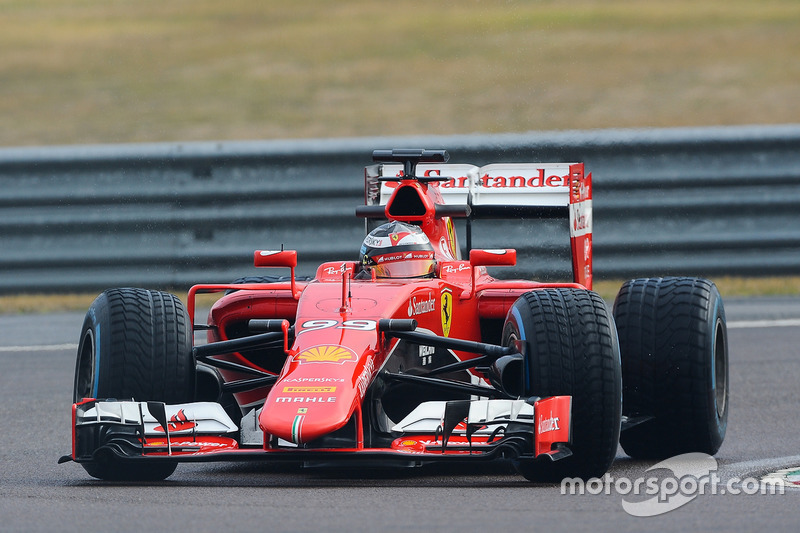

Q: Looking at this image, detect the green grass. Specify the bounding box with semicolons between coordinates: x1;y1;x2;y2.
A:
1;0;799;147
2;277;798;315
1;1;798;309
593;276;800;302
0;291;223;316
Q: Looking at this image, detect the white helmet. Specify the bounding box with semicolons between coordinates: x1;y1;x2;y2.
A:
359;221;435;278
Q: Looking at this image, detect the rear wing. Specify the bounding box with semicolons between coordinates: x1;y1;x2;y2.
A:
364;159;593;288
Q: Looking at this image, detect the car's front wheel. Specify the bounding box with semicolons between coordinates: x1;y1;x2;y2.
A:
73;288;195;480
502;288;622;482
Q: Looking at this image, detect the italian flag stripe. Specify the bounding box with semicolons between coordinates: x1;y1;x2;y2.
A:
291;415;304;443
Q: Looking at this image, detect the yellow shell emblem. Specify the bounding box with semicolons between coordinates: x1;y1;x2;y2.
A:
296;345;356;364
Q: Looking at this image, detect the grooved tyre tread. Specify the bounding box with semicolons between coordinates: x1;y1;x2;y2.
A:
75;288;194;403
614;277;728;459
73;288;195;481
502;289;622;482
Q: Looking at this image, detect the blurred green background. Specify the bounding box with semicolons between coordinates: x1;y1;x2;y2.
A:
2;0;798;147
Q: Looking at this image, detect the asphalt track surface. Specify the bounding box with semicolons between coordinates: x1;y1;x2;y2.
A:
1;297;798;532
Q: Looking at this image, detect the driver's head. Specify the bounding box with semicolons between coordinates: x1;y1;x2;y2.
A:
360;221;435;278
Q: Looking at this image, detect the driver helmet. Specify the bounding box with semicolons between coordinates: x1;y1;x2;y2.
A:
360;221;435;278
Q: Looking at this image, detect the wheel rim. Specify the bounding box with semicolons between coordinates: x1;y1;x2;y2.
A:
713;318;727;419
505;330;519;349
74;328;95;402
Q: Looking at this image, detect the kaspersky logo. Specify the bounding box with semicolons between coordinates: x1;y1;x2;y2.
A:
295;345;357;364
153;409;196;433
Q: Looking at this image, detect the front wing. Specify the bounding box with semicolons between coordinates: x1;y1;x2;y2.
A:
60;396;573;468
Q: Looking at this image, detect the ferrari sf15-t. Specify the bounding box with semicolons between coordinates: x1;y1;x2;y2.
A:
61;149;729;482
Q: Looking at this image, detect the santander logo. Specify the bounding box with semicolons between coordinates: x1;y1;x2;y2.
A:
438;169;568;189
408;293;436;317
538;412;561;433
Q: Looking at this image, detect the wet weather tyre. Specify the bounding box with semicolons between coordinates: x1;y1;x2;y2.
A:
225;275;311;294
613;277;728;459
74;288;195;403
502;289;622;482
81;456;178;482
73;288;194;481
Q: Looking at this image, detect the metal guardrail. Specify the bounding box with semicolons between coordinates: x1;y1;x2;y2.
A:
1;125;799;294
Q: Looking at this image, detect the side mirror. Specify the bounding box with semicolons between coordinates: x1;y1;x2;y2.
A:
253;250;300;298
462;249;517;300
254;250;297;268
469;248;517;267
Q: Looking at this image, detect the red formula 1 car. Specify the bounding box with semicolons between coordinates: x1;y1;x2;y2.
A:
61;149;729;482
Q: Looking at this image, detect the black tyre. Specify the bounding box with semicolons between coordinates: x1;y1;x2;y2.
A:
225;275;311;294
613;277;728;459
81;455;179;482
73;288;195;480
502;289;622;482
229;275;297;284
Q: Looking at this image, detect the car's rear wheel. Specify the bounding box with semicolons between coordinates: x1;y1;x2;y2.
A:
225;275;310;294
614;277;728;459
73;288;195;480
502;289;622;482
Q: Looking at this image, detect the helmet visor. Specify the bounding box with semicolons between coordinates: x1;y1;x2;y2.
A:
370;253;435;279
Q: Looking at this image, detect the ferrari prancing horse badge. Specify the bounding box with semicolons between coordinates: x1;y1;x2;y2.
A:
441;289;453;337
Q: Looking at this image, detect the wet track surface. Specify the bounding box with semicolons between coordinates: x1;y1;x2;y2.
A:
1;297;798;532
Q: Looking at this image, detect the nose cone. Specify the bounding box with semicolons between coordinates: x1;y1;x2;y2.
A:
259;343;374;445
260;383;354;444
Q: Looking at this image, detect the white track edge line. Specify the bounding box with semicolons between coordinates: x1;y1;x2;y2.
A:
0;343;78;352
728;318;800;329
0;318;797;351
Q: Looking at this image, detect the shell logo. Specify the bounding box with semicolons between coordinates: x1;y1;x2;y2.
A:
295;345;357;364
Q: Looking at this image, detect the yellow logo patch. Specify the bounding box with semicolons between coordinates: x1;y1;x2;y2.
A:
441;289;453;337
296;345;356;364
446;218;457;257
283;386;337;393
